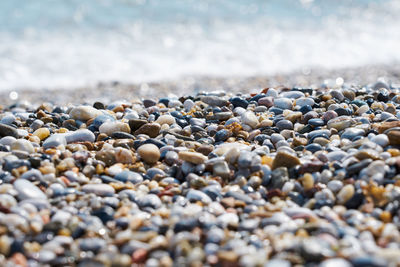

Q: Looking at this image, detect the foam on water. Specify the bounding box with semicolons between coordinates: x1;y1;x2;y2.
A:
0;0;399;90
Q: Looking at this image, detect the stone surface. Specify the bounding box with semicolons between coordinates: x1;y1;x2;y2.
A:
179;151;208;164
272;151;301;169
137;144;160;164
69;105;102;121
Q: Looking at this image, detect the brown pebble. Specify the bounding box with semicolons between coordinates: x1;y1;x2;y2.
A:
178;151;207;164
386;129;400;145
272;151;301;170
196;144;214;156
374;121;400;133
132;248;148;264
134;123;161;138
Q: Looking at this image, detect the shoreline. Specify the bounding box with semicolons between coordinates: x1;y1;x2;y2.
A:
1;64;399;105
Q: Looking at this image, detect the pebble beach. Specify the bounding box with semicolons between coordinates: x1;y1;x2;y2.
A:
1;77;400;266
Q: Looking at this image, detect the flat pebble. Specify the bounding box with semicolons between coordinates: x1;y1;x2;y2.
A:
99;121;130;136
14;179;47;200
179;151;207;164
66;129;95;143
43;134;67;149
81;184;115;196
69;105;102;121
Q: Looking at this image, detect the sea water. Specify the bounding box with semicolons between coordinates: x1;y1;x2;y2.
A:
0;0;399;90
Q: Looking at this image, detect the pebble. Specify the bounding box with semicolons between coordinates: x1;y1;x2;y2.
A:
81;184;115;196
337;184;355;204
14;179;47;200
11;139;34;153
69;105;102;121
179;151;207;164
258;97;274;107
137;194;162;209
137;144;160;164
241;111;258;128
272;151;301;169
371;134;389;147
155;114;175;125
0;123;18;137
341;128;365;140
114;171;143;184
186;189;212;204
327;116;353;131
295;97;315;107
134;123;161;138
65;129;95;143
213;161;230;179
32;128;50;141
99;121;130;136
276;119;293;130
274;98;292;110
42;134;67;149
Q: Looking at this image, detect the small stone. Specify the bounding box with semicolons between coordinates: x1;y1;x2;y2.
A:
295;97;314;107
137;194;162;209
0;123;18;138
241;111;258;128
354;149;381;160
274;98;292;110
137;144;160;164
374;120;400;133
276;119;293;130
155;115;175;125
82;184;115;196
337;184;354;204
213;161;230;179
258;97;274;107
272;151;300;169
114;171;143;184
327;116;353;131
0;136;16;146
301;173;314;191
341;128;365;140
128;119;147;131
308;118;324;127
179;151;207;164
371;134;389;147
99;121;130;136
270;167;289;189
32;128;50;141
327;180;343;193
134;123;160;138
201;96;228;107
69;105;102;121
43;134;67;149
14;179;47;200
11;139;34;153
143;99;157;107
187;189;212;204
386;129;400;145
66;129;95;143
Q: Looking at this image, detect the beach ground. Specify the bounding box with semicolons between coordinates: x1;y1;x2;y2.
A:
1;64;399;106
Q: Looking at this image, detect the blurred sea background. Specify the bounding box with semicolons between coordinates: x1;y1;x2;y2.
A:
0;0;399;91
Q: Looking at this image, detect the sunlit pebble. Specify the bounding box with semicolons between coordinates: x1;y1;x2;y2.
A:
99;228;106;235
336;77;344;86
9;91;18;100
